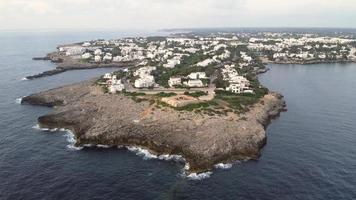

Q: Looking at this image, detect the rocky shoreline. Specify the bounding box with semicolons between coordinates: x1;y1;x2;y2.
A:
267;59;356;65
22;80;286;173
27;52;136;80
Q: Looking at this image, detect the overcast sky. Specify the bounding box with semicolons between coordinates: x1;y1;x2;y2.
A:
0;0;355;31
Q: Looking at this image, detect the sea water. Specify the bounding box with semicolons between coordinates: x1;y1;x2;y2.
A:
0;31;356;199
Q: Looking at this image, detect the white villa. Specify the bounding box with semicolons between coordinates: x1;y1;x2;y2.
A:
184;79;204;88
65;46;86;56
103;53;113;61
164;57;181;68
94;55;102;62
188;72;207;80
94;49;103;55
168;77;182;87
197;58;215;67
103;73;112;79
227;76;251;94
134;66;156;77
227;82;250;94
241;52;252;62
109;80;125;93
81;52;92;59
134;76;155;88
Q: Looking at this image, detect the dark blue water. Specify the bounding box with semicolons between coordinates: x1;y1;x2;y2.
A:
1;32;356;200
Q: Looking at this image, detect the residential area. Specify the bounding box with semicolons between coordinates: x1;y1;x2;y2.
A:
57;32;356;113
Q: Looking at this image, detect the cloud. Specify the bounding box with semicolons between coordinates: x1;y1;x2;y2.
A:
0;0;355;30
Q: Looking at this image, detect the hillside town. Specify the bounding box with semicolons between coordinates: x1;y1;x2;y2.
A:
55;32;356;112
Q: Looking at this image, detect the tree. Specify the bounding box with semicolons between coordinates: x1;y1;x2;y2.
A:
112;47;121;57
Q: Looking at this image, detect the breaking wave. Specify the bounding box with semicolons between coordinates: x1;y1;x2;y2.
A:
21;77;28;81
96;144;112;149
186;172;213;180
64;130;83;151
214;163;233;169
32;124;83;150
15;97;24;104
126;146;185;162
32;124;49;131
32;124;64;132
126;146;159;160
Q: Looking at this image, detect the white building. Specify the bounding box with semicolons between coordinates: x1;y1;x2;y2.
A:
226;82;250;94
109;80;125;93
188;72;207;80
81;52;92;60
349;48;356;59
214;44;227;51
65;46;86;56
134;75;155;88
168;77;182;87
134;66;156;77
164;57;181;68
226;76;251;94
184;79;204;88
273;53;287;59
113;56;121;62
217;50;231;60
103;53;113;61
94;49;103;56
94;55;102;62
103;73;112;79
227;83;244;93
82;42;91;47
197;58;215;67
241;52;253;63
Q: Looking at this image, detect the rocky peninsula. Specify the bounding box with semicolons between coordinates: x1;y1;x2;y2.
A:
22;79;285;173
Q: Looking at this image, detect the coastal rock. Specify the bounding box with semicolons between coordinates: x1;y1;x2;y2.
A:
22;80;286;173
27;52;136;80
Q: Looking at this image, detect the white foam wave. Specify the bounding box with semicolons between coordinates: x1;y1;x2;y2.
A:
184;163;190;171
126;146;186;163
158;154;185;162
66;144;83;151
127;146;158;160
32;124;60;132
15;97;23;104
32;124;49;131
21;77;28;81
214;163;233;169
97;144;112;148
32;124;82;150
64;130;83;151
64;131;76;143
186;171;213;180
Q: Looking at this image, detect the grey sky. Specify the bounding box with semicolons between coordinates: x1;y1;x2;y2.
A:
0;0;355;31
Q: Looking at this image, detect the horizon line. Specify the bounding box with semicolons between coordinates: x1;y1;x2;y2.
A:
1;26;356;33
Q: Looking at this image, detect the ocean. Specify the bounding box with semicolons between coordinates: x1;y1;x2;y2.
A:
0;31;355;200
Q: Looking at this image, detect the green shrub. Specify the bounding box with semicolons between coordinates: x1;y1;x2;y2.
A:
184;91;208;97
155;92;177;97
